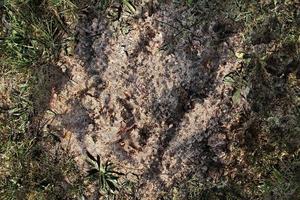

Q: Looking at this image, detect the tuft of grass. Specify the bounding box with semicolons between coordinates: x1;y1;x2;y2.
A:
86;151;125;196
0;0;79;69
84;150;139;199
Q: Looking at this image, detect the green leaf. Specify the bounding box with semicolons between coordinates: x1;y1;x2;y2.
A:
101;175;108;191
107;179;119;192
87;169;99;177
232;89;241;104
97;155;101;168
223;76;235;85
187;0;193;6
105;161;113;171
122;0;136;14
108;175;119;180
86;150;97;162
242;86;250;98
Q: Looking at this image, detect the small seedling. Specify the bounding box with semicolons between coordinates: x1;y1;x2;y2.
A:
86;151;124;195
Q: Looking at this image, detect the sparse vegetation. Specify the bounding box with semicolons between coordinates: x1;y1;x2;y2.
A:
0;0;83;199
1;0;299;199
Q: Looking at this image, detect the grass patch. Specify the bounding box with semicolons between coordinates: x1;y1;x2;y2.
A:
167;0;300;199
0;67;84;199
0;0;84;199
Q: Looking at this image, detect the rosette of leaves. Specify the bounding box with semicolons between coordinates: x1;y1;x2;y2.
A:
86;151;124;195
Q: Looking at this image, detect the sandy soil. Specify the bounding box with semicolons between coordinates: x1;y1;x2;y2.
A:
43;2;248;199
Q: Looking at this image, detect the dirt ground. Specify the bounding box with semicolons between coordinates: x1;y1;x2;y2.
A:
43;2;250;199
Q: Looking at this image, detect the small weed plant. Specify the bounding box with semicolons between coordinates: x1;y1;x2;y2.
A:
86;151;125;196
